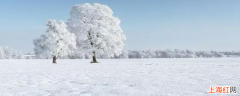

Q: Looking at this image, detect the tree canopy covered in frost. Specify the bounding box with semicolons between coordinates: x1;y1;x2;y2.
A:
0;46;24;59
33;20;76;59
67;3;126;58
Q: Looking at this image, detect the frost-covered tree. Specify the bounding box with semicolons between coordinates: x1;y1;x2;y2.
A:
67;3;126;63
113;50;128;59
34;20;76;63
185;49;195;58
0;46;24;59
0;48;4;59
120;50;129;59
155;50;162;58
210;51;223;58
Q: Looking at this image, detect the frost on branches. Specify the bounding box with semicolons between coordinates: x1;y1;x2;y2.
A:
0;46;24;59
34;20;76;63
67;3;126;63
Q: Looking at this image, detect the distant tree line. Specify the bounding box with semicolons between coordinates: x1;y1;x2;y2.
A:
64;49;240;59
1;47;240;59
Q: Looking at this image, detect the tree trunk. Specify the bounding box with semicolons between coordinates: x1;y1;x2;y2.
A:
53;56;57;63
92;51;98;63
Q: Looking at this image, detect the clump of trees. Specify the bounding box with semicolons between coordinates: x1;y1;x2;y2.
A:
0;46;24;59
34;3;126;63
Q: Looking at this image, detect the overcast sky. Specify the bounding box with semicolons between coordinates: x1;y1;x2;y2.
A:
1;0;240;53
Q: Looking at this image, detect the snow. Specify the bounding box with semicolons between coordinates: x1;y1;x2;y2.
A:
0;58;239;96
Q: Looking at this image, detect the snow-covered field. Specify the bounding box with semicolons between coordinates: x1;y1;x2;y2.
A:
0;59;239;96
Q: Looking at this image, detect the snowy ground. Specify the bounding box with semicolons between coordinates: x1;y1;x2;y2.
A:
0;59;239;96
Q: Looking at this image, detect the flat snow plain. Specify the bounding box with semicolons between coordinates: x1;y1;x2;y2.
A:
0;58;239;96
